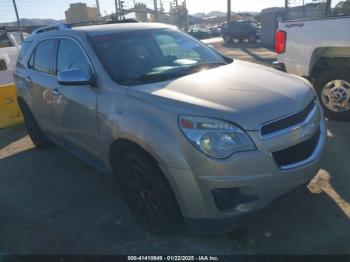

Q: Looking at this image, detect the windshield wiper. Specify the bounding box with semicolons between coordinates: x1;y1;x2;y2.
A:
162;61;227;77
121;62;227;85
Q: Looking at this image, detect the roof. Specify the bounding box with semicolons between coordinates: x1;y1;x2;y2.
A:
24;22;176;43
74;22;175;36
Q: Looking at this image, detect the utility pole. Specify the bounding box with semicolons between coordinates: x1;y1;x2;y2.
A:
12;0;24;41
115;0;119;20
153;0;158;22
227;0;231;23
95;0;101;19
120;0;125;20
285;0;289;20
184;0;189;32
174;0;179;28
326;0;332;16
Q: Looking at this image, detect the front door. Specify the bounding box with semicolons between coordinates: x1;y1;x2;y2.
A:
54;38;100;158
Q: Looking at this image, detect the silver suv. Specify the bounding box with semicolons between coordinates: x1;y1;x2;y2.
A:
15;23;326;234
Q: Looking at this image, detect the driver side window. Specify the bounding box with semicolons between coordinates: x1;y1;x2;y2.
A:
57;38;92;78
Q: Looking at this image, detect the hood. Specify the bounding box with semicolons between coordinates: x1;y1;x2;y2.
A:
128;60;315;130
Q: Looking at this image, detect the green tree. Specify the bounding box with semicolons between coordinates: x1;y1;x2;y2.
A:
334;0;350;14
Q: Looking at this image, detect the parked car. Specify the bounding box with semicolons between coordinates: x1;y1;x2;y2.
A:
221;20;259;43
0;29;30;70
208;25;221;37
15;23;326;235
273;16;350;121
187;26;212;39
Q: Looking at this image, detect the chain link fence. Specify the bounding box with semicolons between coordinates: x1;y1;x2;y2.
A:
286;0;329;19
286;0;350;19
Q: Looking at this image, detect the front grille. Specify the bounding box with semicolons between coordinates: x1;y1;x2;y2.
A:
261;100;315;136
272;127;320;168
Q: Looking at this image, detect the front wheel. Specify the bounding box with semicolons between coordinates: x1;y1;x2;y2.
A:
118;148;183;234
314;68;350;122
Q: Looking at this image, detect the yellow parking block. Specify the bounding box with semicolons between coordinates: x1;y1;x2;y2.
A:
0;83;23;129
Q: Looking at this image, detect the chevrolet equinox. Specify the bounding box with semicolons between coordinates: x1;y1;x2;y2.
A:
14;23;326;234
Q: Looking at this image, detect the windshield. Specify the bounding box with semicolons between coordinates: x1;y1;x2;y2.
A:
88;28;227;85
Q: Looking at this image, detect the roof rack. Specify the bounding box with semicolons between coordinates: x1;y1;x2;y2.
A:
31;23;71;35
30;19;139;35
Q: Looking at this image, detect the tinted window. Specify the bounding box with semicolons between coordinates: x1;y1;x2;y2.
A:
33;39;56;75
57;39;92;78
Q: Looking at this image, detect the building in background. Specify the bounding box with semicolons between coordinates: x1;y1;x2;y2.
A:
65;3;97;24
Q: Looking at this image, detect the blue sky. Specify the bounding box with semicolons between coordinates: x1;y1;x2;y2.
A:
0;0;342;23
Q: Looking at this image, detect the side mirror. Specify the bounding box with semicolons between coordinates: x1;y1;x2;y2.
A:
58;68;93;86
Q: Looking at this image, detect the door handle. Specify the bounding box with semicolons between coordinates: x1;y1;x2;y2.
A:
52;88;60;96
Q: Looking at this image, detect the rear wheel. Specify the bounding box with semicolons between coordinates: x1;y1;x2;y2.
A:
117;148;183;234
248;34;257;43
223;34;232;44
314;68;350;122
18;100;55;149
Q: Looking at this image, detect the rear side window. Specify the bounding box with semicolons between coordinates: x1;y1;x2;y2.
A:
33;39;57;75
57;38;92;78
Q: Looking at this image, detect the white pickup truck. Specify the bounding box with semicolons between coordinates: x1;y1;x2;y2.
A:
273;16;350;121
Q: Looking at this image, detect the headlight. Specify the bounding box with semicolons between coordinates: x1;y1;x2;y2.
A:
179;116;256;159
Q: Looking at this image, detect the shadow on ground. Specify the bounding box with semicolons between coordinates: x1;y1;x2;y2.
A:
0;127;27;150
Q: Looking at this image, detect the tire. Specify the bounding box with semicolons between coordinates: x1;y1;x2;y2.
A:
223;34;232;44
248;34;257;43
117;148;183;234
314;67;350;122
18;100;55;149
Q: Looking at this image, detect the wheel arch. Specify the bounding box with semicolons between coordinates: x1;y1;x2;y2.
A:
309;47;350;78
108;138;161;176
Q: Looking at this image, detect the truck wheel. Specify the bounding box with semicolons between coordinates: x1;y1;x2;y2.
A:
18;100;55;149
223;34;232;44
314;68;350;122
118;148;183;234
248;34;257;43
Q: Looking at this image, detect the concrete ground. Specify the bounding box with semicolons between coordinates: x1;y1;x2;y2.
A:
0;38;349;255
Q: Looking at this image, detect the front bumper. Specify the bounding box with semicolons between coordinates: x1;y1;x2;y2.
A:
161;118;326;234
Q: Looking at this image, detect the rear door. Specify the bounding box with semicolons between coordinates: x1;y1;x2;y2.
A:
54;38;100;158
26;39;59;134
